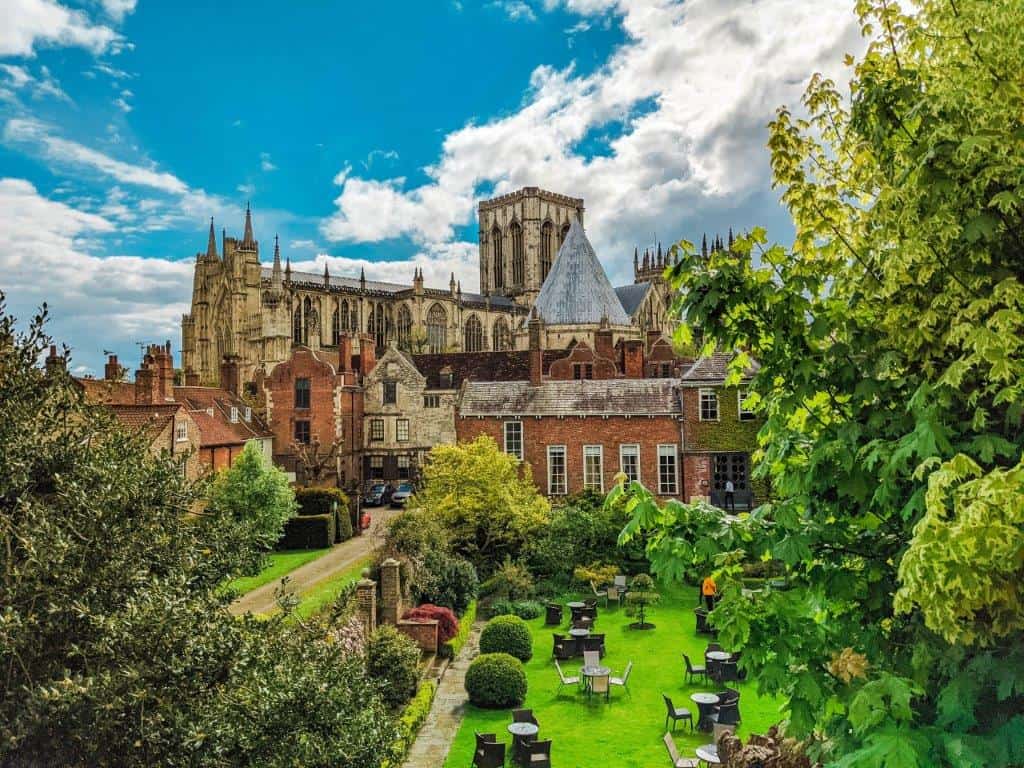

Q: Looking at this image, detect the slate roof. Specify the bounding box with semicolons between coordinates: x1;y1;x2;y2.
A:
411;350;570;389
680;353;760;384
531;220;631;326
459;378;680;417
614;282;652;317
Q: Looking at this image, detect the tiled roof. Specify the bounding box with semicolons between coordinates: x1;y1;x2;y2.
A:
614;283;652;317
411;350;570;389
108;404;182;437
680;353;760;384
532;220;631;326
174;385;273;445
77;378;136;405
459;378;681;417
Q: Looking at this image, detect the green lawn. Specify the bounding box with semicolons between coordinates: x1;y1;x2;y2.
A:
223;548;331;596
444;581;782;768
289;554;374;620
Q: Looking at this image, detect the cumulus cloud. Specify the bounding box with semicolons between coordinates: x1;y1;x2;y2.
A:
100;0;137;22
491;1;537;22
1;0;121;57
321;0;864;284
0;178;192;374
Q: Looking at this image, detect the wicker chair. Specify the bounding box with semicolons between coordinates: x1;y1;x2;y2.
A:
512;708;539;727
472;739;505;768
551;633;574;661
544;603;562;626
582;636;604;658
524;739;552;767
662;694;693;732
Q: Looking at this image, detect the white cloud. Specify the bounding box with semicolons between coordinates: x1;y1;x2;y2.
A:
93;61;133;80
100;0;137;22
363;148;399;170
0;178;192;372
289;239;318;250
237;182;255;196
491;0;537;21
0;0;121;57
113;88;132;112
260;152;276;172
0;63;71;102
321;0;864;284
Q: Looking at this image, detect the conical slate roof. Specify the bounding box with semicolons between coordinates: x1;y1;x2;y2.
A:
532;219;630;326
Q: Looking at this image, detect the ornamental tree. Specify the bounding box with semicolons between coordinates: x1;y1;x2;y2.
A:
613;2;1024;766
0;297;392;767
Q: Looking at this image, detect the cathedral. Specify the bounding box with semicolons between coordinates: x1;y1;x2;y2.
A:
180;186;675;389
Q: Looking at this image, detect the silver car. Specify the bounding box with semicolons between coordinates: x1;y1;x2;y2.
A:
389;483;414;508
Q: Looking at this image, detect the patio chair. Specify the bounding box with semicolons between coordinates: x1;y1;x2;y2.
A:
716;688;740;706
544;603;562;626
512;708;539;727
571;616;593;632
610;661;633;697
718;661;740;683
583;650;600;669
524;739;552;768
729;651;748;681
472;739;505;768
552;633;574;661
607;584;622;606
570;605;584;624
582;636;604;657
662;733;700;768
614;574;627;590
683;653;707;684
474;732;497;753
589;632;606;656
662;694;693;732
714;701;741;726
706;642;723;654
591;581;608;604
554;660;580;695
590;672;610;701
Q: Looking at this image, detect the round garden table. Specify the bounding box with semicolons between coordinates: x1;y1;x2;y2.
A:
507;722;539;765
690;692;720;732
566;601;586;609
695;743;721;765
568;628;590;638
705;651;731;661
581;665;610;698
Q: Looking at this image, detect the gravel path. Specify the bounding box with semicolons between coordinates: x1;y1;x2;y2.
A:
229;506;398;616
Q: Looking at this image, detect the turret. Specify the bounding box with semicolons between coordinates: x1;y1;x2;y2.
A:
323;261;330;288
449;271;456;297
359;267;366;291
205;217;218;261
240;202;257;252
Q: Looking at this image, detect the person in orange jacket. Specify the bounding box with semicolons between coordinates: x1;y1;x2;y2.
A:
701;575;718;611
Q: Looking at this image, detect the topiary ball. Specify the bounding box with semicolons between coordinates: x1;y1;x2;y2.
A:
478;614;533;662
464;652;528;708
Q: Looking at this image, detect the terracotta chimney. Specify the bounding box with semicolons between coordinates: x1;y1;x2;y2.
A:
359;334;376;376
528;309;543;387
134;349;160;404
219;356;240;396
622;339;645;378
44;344;66;376
339;334;353;373
595;326;614;363
157;341;174;401
104;354;121;381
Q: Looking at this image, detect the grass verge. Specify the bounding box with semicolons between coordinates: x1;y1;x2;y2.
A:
223;548;331;597
287;554;374;620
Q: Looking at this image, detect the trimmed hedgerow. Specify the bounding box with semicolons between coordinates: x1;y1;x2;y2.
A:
488;599;544;621
478;614;533;662
464;653;527;709
277;513;334;550
381;678;437;768
366;626;421;709
295;487;352;542
441;600;477;660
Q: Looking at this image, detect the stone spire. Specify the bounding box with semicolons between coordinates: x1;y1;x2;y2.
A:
323;261;330;287
359;267;366;290
657;242;663;266
206;217;218;260
449;271;456;296
285;256;291;283
241;202;256;250
701;233;708;259
270;235;283;289
633;246;639;274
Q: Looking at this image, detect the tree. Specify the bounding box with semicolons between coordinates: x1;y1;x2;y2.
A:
624;573;659;630
208;439;297;556
0;296;392;766
414;436;550;574
291;435;342;485
613;2;1024;766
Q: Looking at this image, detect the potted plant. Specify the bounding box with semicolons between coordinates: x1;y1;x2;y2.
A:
625;573;660;630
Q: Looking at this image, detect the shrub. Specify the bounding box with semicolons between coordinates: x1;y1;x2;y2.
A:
479;614;533;662
403;604;459;644
384;508;450;561
479;558;534;601
441;600;477;659
277;513;334;549
414;550;478;615
366;626;421;708
525;499;627;581
488;599;543;621
573;562;619;589
464;653;528;709
295;487;352;541
382;679;438;767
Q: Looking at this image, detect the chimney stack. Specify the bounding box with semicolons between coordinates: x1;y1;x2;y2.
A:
44;344;66;376
219;356;240;396
104;354;121;381
358;334;377;376
134;348;161;404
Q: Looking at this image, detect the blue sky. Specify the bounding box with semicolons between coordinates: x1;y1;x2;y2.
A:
1;0;864;375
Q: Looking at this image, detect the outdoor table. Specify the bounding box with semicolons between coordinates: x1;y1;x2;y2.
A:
508;721;539;764
705;650;730;680
581;665;611;698
690;692;720;732
568;628;590;638
695;743;721;765
566;601;586;609
705;651;731;661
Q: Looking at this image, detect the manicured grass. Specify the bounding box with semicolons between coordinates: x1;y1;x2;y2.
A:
289;554;374;620
223;548;331;596
443;581;782;768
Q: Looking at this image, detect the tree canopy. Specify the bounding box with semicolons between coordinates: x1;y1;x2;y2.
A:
613;1;1024;766
0;296;392;766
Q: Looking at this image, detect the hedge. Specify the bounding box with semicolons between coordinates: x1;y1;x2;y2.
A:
442;600;477;659
278;513;335;550
380;679;437;768
464;653;527;709
479;614;533;662
295;487;352;542
366;626;421;709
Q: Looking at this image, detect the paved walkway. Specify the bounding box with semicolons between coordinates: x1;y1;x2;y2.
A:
229;506;398;616
402;622;483;768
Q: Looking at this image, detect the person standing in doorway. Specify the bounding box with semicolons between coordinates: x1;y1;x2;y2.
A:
724;479;735;511
702;575;718;612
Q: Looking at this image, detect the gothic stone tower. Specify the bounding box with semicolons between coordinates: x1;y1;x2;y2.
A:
477;187;584;308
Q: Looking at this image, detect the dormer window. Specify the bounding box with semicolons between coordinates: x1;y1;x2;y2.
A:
243;406;251;422
175;421;188;442
230;406;239;423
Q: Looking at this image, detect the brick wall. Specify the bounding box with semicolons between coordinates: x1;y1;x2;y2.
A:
456;414;683;498
397;619;438;654
680;384;761;452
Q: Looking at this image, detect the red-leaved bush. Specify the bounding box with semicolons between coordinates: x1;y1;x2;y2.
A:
403;604;459;644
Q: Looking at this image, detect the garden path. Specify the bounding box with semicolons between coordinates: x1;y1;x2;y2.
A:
229;507;398;616
402;622;483;768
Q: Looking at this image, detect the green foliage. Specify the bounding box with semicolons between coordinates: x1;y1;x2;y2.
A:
413;549;479;615
414;436;550;574
278;513;335;550
464;653;528;709
382;679;438;768
442;600;477;660
488;599;544;621
295;486;352;541
573;562;619;588
366;626;421;709
613;2;1024;765
624;573;660;627
404;604;459;644
209;439;297;552
525;498;631;581
479;614;533;662
480;557;535;601
0;296;391;767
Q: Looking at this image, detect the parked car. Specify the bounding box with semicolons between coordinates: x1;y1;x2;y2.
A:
389;483;414;508
363;483;392;507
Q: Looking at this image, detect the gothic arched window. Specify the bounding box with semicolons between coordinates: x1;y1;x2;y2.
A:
492;317;511;351
510;220;524;286
339;299;350;331
540;220;554;283
559;221;570;247
464;314;483;352
397;304;412;350
427;303;447;353
492;225;504;290
292;305;303;345
331;304;340;345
